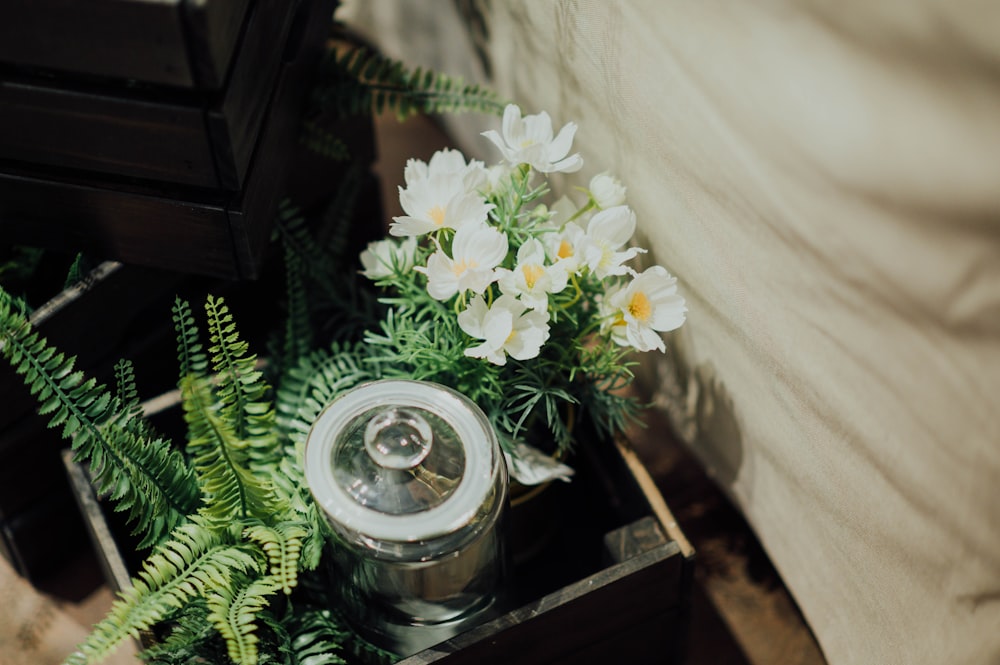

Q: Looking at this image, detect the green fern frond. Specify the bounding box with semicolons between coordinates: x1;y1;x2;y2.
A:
206;574;280;665
287;607;396;665
310;45;506;121
273;203;343;306
279;240;313;372
293;502;329;573
313;163;363;259
243;522;309;595
172;297;208;379
112;359;140;418
300;120;351;161
204;296;272;440
180;374;277;524
64;518;259;665
284;609;350;665
0;289;198;548
273;342;373;449
139;600;223;665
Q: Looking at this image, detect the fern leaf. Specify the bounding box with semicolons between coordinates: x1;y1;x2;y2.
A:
243;522;309;595
204;296;277;457
0;289;198;548
309;45;506;121
273;342;372;448
279;240;313;372
206;574;280;665
64;518;259;665
180;374;277;524
299;120;351;161
173;297;208;379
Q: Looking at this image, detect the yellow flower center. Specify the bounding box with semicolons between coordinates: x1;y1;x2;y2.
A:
451;259;477;276
557;240;574;259
627;291;652;323
505;329;517;344
428;205;447;226
521;264;544;288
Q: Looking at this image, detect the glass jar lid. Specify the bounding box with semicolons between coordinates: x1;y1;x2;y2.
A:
305;380;500;543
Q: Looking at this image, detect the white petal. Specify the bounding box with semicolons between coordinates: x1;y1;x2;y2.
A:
424;253;459;300
482;306;514;348
547;153;584;174
500;104;522;146
523;111;554;144
457;295;489;338
505;443;575;485
547;121;578;161
589;206;636;246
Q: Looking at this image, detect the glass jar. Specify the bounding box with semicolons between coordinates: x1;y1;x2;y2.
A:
304;379;509;656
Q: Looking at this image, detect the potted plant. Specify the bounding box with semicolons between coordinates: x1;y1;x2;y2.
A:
0;56;689;665
346;103;688;485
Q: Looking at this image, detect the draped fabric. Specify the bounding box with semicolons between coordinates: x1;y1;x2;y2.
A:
340;2;1000;663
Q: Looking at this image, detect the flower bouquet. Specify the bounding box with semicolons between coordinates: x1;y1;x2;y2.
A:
358;104;687;483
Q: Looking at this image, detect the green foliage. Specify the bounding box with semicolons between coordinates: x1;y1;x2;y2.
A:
207;574;281;665
65;518;259;665
243;522;309;596
0;245;44;285
53;295;344;665
0;289;198;549
307;45;506;123
284;608;395;665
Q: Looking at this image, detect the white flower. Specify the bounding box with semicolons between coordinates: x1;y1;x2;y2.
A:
481;162;515;197
482;104;583;174
458;294;550;366
404;148;487;192
547;195;580;227
390;174;493;237
496;238;568;311
544;220;588;275
580;205;645;278
419;223;508;300
589;172;627;209
359;236;418;279
603;266;686;352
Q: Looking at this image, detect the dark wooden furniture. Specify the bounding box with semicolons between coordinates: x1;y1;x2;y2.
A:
0;0;339;279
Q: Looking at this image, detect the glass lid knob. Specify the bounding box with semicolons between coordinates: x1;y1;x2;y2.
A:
364;407;433;470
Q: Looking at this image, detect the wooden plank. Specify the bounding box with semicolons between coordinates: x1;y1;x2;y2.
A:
399;540;685;665
0;170;239;278
181;0;253;89
0;0;194;87
0;80;219;187
206;0;302;190
226;0;340;277
62;451;132;594
615;436;695;558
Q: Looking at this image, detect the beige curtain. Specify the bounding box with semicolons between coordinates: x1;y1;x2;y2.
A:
340;1;1000;664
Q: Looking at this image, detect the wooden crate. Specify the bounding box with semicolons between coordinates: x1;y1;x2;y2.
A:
65;423;695;663
0;0;339;279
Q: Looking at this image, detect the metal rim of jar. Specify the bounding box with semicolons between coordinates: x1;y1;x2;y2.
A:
304;379;500;542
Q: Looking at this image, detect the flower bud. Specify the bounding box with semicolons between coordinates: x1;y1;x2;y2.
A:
589;172;627;209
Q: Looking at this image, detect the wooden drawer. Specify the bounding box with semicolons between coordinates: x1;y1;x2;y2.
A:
0;0;251;90
0;0;339;279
